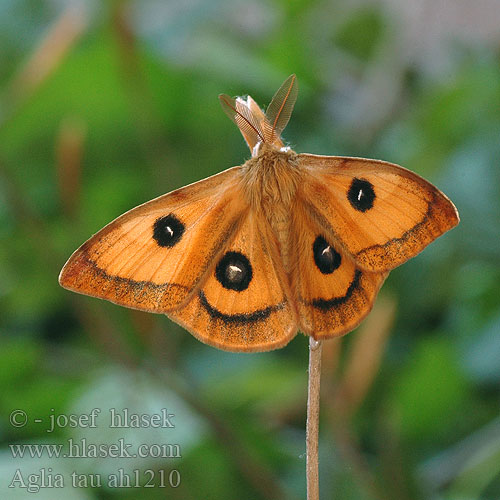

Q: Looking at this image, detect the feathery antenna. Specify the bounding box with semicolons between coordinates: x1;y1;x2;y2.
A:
219;94;265;146
265;74;298;140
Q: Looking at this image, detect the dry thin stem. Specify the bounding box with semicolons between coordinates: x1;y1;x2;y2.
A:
1;5;86;128
307;336;323;500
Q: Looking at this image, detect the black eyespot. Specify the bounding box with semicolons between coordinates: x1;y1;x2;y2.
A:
215;251;252;291
153;214;185;247
313;236;341;274
347;178;375;212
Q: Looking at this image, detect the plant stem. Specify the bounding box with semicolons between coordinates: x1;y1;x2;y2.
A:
307;336;323;500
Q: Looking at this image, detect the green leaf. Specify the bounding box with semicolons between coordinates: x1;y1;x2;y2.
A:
389;338;471;441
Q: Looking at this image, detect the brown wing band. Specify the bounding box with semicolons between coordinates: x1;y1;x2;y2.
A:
300;270;362;311
59;252;189;312
354;191;458;269
198;291;285;324
304;189;457;272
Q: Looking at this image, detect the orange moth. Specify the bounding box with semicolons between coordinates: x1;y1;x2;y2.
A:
59;75;459;352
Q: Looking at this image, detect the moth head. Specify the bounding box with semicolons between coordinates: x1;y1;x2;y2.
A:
219;74;298;157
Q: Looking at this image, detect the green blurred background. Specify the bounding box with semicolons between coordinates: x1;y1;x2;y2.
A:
1;1;499;499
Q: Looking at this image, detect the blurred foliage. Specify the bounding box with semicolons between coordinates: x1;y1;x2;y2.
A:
1;0;499;499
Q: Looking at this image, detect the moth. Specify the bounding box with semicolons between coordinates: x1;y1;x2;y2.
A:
59;75;459;352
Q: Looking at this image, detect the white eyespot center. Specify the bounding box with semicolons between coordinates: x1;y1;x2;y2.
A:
358;190;363;201
321;246;334;264
166;226;174;237
227;264;243;282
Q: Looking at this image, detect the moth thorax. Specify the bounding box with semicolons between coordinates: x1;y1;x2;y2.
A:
240;147;300;272
241;148;300;210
